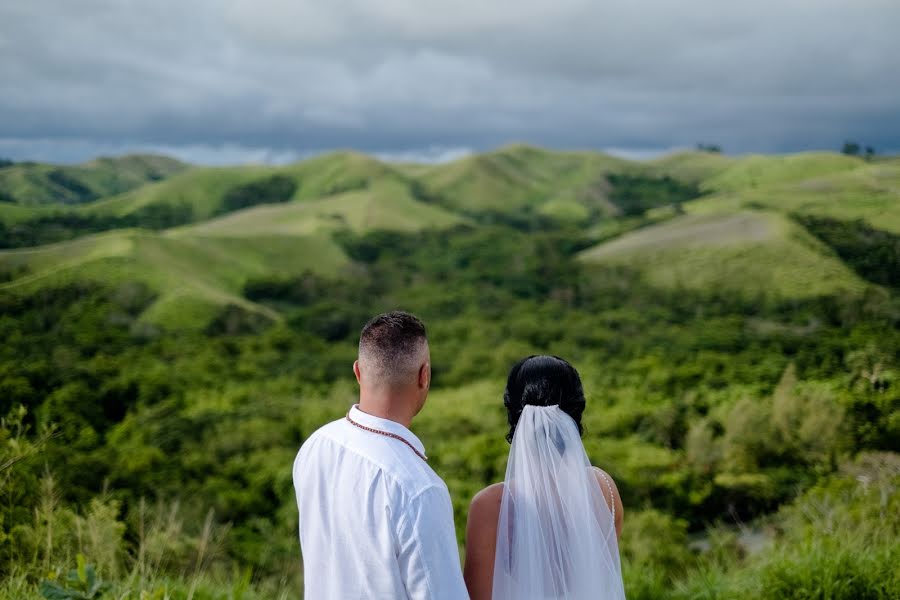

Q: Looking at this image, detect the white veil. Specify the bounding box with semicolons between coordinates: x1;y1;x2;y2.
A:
492;404;626;600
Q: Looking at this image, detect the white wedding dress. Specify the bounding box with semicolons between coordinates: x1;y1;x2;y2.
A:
492;404;626;600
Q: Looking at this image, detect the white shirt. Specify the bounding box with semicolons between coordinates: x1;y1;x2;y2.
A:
293;404;469;600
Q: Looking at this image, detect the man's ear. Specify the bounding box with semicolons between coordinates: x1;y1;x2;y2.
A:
418;362;431;390
353;360;362;384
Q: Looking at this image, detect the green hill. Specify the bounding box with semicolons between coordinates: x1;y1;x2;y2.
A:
82;151;399;224
413;144;629;218
640;150;736;183
173;179;464;238
0;229;348;329
578;209;866;299
699;152;863;193
2;146;898;329
0;154;186;206
685;160;900;233
0;177;464;329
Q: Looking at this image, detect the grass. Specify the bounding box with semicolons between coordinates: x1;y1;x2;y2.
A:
0;173;467;329
699;152;864;193
640;150;736;184
172;179;464;237
685;161;900;233
0;154;186;206
414;144;628;215
578;210;867;299
0;229;349;330
81;151;401;224
81;165;276;221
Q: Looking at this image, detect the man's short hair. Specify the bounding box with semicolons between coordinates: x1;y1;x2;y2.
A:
358;311;429;387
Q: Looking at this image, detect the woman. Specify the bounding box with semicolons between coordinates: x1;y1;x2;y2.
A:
464;355;626;600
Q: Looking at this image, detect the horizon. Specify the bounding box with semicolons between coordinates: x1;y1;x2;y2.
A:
2;141;896;168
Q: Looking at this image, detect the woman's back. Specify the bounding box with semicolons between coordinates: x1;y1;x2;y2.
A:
463;356;627;600
465;468;623;600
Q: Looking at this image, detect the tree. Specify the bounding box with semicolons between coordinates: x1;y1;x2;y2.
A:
864;146;876;161
697;143;722;153
841;141;861;156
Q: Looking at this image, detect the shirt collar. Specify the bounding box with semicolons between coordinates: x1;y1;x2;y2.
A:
349;404;427;457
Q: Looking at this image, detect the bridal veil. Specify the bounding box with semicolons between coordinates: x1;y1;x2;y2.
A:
492;404;626;600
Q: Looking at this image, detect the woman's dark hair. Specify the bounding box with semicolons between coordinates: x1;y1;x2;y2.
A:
503;355;586;443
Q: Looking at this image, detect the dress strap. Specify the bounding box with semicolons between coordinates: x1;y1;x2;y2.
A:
598;470;615;523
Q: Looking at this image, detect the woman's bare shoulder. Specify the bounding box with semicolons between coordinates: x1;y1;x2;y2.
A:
469;482;504;519
591;466;624;536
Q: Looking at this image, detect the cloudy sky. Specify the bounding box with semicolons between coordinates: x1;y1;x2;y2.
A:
1;0;899;164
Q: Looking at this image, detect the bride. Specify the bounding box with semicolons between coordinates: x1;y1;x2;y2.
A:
464;355;627;599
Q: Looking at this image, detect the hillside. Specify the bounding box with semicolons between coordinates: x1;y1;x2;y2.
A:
685;160;900;233
578;210;866;299
0;229;347;328
0;179;466;328
0;154;186;206
2;147;898;331
412;144;629;219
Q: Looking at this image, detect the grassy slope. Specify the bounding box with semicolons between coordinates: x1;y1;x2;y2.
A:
172;179;464;237
578;210;866;299
0;155;186;206
414;144;629;217
81;151;400;222
81;164;275;220
0;229;348;329
700;152;864;193
686;160;900;233
0;175;465;328
640;150;736;183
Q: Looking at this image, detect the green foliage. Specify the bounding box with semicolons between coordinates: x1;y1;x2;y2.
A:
795;214;900;288
842;141;861;156
218;175;297;214
605;173;702;216
0;155;186;207
0;203;194;248
40;555;109;599
696;143;722;153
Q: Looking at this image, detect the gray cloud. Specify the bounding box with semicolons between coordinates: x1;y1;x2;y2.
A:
1;0;898;163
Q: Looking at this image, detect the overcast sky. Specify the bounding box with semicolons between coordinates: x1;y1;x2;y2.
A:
1;0;899;164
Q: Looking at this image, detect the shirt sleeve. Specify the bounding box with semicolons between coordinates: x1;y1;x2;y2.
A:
396;484;470;600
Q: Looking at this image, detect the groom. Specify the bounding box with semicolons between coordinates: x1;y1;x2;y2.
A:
293;311;469;599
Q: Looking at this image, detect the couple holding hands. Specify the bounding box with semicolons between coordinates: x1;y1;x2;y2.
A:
294;311;626;599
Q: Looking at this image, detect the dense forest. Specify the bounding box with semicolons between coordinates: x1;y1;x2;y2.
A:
0;146;898;599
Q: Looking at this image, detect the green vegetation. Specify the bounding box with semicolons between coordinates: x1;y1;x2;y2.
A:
0;146;897;598
578;210;866;299
0;155;186;206
605;173;701;216
217;175;297;214
793;214;900;289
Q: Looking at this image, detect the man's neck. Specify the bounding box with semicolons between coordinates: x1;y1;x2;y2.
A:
358;394;414;429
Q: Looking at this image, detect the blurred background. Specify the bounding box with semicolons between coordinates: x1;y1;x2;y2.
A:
1;1;898;599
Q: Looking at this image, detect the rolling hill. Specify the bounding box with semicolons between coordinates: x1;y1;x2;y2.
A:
0;228;348;329
172;179;464;238
0;154;186;206
577;210;866;299
1;146;897;330
0;178;465;329
684;160;900;233
411;144;629;218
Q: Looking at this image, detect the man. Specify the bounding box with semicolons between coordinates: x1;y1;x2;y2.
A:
293;311;469;599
